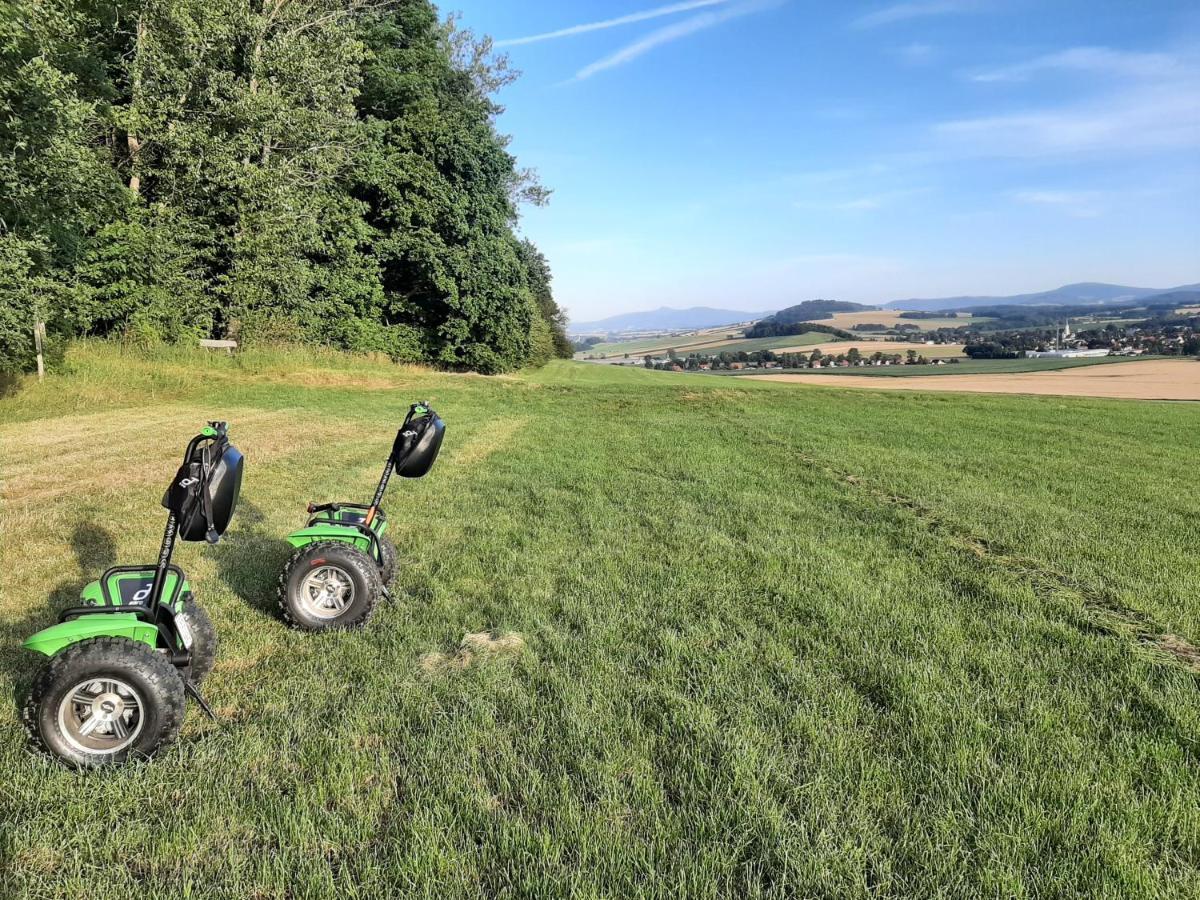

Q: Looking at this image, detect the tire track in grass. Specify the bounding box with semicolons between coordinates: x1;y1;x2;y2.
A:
783;444;1200;673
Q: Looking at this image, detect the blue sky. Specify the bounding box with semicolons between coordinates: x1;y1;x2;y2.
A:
449;1;1200;321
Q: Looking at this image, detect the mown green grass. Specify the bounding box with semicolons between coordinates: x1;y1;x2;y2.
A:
1;343;1198;898
679;332;830;355
578;332;736;356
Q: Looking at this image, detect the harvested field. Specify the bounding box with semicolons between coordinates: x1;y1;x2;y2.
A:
746;358;1200;400
809;311;984;330
585;332;829;361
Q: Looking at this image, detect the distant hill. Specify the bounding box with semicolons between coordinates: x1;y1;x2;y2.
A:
762;299;877;326
886;282;1200;312
570;307;771;334
1144;289;1200;308
743;300;868;340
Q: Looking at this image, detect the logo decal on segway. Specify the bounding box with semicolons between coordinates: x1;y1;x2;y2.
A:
117;577;156;605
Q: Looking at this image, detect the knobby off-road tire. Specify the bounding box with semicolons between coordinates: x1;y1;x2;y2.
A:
175;596;218;684
278;541;382;632
23;637;186;768
377;535;397;588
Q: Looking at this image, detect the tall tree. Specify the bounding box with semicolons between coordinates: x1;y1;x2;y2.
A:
518;238;571;359
0;0;555;373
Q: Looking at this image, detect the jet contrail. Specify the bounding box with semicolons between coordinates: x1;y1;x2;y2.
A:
495;0;731;48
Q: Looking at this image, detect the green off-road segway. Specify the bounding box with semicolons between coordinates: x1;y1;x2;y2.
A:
22;423;243;767
278;402;444;631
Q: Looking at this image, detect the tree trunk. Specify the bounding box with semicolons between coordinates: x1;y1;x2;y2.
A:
127;16;147;194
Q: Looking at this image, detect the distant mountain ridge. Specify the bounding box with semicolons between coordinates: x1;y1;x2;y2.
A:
571;283;1200;333
886;282;1200;312
570;306;771;334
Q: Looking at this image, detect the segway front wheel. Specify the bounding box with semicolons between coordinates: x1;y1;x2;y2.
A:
278;541;382;632
176;596;218;683
23;637;186;768
377;535;397;587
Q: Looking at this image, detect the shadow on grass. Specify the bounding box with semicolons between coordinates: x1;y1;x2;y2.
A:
208;500;294;618
1;522;118;713
0;372;21;398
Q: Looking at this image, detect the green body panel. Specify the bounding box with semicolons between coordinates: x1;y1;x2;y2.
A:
79;581;105;606
23;614;159;657
25;568;191;659
80;570;189;613
286;509;388;560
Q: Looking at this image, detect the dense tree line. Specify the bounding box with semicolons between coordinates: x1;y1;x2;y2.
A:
0;0;570;374
756;299;873;327
644;346;948;371
743;320;855;340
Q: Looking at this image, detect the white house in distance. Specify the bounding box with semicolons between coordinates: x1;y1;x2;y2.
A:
1024;319;1111;359
1025;347;1111;359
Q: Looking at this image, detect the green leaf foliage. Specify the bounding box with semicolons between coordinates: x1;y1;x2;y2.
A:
0;0;570;373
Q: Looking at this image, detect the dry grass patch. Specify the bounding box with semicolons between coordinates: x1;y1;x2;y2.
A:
215;644;283;675
419;631;527;674
255;369;411;390
810;311;981;329
443;417;528;471
1154;634;1200;671
745;359;1200;401
0;405;347;506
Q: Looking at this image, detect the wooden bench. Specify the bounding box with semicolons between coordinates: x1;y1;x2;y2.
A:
199;339;238;354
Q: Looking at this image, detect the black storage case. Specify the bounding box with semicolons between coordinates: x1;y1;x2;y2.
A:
165;433;244;542
392;412;445;478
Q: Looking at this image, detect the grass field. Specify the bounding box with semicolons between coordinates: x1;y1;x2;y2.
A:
721;356;1148;378
673;332;830;355
577;311;985;359
748;358;1200;401
582;332;830;360
578;328;738;357
1;343;1199;898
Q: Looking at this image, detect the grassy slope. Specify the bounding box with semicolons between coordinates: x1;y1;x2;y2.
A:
1;344;1198;899
681;333;830;355
580;335;720;356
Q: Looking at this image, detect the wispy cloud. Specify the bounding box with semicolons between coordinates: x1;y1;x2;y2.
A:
935;82;1200;157
897;42;935;64
787;163;893;185
797;187;927;212
837;190;921;211
571;0;781;82
972;47;1183;83
496;1;731;48
938;46;1200;158
852;1;977;29
1013;190;1105;218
